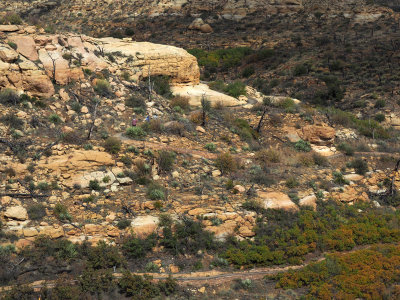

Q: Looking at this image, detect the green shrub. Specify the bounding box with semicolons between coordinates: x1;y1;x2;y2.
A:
0;88;20;105
37;181;49;191
89;179;101;191
120;155;132;167
374;99;386;108
117;219;131;230
224;81;246;98
70;101;82;113
157;151;176;173
348;159;368;175
1;13;22;25
333;171;349;185
374;113;385;123
125;126;146;139
278;98;297;113
94;79;112;96
103;137;121;154
0;114;24;129
241;66;255;78
294;140;311;152
337;142;354;156
286;177;299;188
122;234;157;259
86;240;124;270
312;153;329;166
125;95;146;108
54;203;72;221
49;114;62;124
215;152;237;174
293;63;309;76
204;143;217;152
118;272;160;299
147;183;166;200
234;118;258;141
153;76;172;98
79;268;115;296
160;217;217;255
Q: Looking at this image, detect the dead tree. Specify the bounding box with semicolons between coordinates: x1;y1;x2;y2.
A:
87;99;100;140
389;159;400;196
255;97;271;133
47;52;58;84
148;65;154;102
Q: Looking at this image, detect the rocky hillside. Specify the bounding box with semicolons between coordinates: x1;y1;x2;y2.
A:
0;2;400;300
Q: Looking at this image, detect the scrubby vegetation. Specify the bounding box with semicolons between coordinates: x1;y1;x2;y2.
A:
222;201;400;267
275;244;400;299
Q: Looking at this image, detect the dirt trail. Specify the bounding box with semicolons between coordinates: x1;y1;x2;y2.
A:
0;261;314;293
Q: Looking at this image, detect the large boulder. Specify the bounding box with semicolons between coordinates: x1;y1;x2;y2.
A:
4;206;28;220
131;216;159;238
171;83;246;107
98;38;200;85
259;191;298;211
188;18;213;33
299;124;335;146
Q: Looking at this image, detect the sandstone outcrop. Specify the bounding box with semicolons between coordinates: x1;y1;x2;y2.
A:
299;124;335;146
171;83;246;107
0;30;201;96
259;191;299;211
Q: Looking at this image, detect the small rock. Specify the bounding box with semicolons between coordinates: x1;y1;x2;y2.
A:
196;126;206;133
212;170;221;177
233;185;246;193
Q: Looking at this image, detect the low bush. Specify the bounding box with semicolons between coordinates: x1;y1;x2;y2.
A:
117;219;131;230
1;13;22;25
125;126;146;139
147;183;166;200
54;203;72;221
118;271;177;299
337;142;354;156
312;152;329;166
374;113;385;123
275;245;400;299
94;79;112;97
286;176;299;188
333;171;349;185
348;158;368;175
374;99;386;108
204;143;217;152
49;114;62;124
125;95;146;108
215;152;237;174
89;179;101;191
294;140;311;152
157;151;176;173
0;89;20;106
122;234;157;259
152;76;172;98
255;148;281;164
103;137;121;154
170;96;190;110
0;114;24;130
160;217;217;255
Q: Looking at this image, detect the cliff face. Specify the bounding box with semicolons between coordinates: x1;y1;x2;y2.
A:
0;25;200;97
